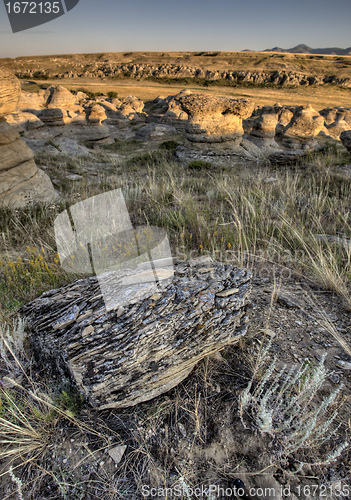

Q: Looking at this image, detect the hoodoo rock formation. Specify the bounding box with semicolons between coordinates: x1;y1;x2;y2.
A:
2;76;351;168
177;93;254;143
175;93;255;165
247;105;280;150
20;261;251;409
280;104;325;149
0;68;57;208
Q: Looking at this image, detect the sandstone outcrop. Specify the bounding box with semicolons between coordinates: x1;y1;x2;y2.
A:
40;108;72;126
46;85;78;109
174;93;256;165
20;261;251;409
39;101;111;144
0;121;57;207
86;103;107;124
247;105;280;150
340;130;351;154
160;90;190;129
0;69;57;208
118;96;146;123
14;62;351;88
16;90;46;114
319;107;351;139
280;105;325;149
177;93;254;143
0;67;21;116
5;111;44;132
325;119;350;140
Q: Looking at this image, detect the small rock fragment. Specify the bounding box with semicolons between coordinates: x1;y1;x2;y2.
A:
216;288;239;297
108;445;127;465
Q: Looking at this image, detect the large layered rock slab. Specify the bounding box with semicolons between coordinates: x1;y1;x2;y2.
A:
177;93;254;143
20;261;251;409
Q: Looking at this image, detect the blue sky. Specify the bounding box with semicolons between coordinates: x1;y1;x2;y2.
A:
0;0;350;58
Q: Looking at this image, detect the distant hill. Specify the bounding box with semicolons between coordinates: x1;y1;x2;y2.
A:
263;44;351;56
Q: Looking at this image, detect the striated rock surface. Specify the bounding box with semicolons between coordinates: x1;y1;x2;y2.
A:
0;121;57;207
20;261;251;409
0;69;57;208
0;67;21;116
340;130;351;154
40;108;71;126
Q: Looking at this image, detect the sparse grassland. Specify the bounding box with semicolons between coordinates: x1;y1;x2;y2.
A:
0;142;351;497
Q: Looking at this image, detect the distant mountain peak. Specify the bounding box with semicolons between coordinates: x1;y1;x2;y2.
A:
262;45;351;56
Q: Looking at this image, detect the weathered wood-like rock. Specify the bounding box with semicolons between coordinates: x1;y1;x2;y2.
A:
20;261;251;409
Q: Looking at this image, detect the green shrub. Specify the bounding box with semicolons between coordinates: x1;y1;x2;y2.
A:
107;91;118;99
32;71;49;80
74;88;104;99
188;160;212;170
102;139;143;153
159;140;180;151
